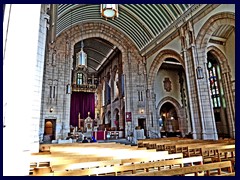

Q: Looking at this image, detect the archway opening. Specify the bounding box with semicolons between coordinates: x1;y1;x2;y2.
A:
159;102;180;137
207;51;229;138
43;119;56;143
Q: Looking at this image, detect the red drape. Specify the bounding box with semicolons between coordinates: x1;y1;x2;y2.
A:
70;92;95;127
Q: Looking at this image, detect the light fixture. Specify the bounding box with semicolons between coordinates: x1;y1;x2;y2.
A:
50;107;53;113
100;4;118;20
66;9;73;94
189;9;204;80
76;7;87;70
76;41;87;69
196;66;204;79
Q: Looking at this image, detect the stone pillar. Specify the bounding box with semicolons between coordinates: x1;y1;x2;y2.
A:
179;27;196;138
110;68;114;128
190;46;206;139
3;4;42;175
197;50;218;140
31;5;49;151
222;72;235;138
123;51;134;138
61;36;72;139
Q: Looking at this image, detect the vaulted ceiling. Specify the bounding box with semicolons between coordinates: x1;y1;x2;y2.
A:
57;4;193;50
55;4;232;74
56;4;196;73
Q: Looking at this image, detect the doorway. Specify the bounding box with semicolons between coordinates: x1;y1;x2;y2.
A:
138;118;146;136
44;119;56;142
160;102;179;137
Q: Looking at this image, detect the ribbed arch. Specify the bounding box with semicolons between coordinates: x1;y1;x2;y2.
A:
56;4;192;50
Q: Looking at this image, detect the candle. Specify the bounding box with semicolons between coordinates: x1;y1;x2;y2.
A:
78;113;81;129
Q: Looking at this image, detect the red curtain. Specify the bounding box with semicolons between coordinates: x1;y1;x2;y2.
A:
70;92;95;127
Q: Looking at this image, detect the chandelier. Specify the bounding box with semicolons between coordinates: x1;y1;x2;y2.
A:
100;4;118;20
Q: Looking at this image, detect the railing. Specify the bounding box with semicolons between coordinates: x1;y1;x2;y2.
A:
72;84;97;93
148;130;160;138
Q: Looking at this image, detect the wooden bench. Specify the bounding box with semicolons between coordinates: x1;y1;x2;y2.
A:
137;137;185;148
199;144;235;163
40;142;118;152
36;155;202;176
31;151;184;176
209;147;235;171
30;146;171;174
50;153;183;173
149;139;213;152
125;161;234;176
52;159;123;172
30;149;169;166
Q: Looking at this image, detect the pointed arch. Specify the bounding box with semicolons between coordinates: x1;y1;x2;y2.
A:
148;49;184;90
196;12;235;51
157;96;182;119
55;22;143;65
195;12;235;138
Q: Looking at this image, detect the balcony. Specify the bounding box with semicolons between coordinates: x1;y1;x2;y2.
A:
72;84;97;93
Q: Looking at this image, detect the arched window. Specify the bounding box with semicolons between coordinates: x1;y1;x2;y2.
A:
113;70;119;99
207;58;224;108
102;80;105;106
105;80;111;104
77;73;84;85
207;52;227;123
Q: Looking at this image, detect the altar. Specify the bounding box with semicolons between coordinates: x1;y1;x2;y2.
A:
84;116;93;132
93;131;107;140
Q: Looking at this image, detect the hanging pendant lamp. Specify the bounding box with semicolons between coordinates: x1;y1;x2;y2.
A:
101;4;118;20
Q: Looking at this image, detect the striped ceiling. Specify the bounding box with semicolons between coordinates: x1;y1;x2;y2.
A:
212;25;234;39
56;4;193;51
56;4;234;73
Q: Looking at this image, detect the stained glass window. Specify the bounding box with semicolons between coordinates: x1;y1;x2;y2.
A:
207;58;221;108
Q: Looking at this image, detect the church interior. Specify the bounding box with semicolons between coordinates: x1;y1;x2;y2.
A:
3;4;235;176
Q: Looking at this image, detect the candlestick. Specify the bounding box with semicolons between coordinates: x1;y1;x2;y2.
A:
78;112;81;129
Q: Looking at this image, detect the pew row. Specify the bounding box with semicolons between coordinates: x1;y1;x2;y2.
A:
33;155;202;176
124;161;234;176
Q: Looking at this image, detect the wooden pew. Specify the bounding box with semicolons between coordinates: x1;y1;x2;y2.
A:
187;142;234;157
31;152;184;176
30;145;171;174
36;155;202;176
137;137;184;148
162;140;228;154
50;153;183;173
30;149;170;167
51;159;123;172
125;161;234;176
152;139;201;151
199;144;235;163
40;142;118;152
208;147;235;171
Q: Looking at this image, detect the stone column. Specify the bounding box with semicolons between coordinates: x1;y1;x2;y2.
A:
61;36;72;139
122;50;134;138
3;4;43;175
179;27;196;138
222;72;235;138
